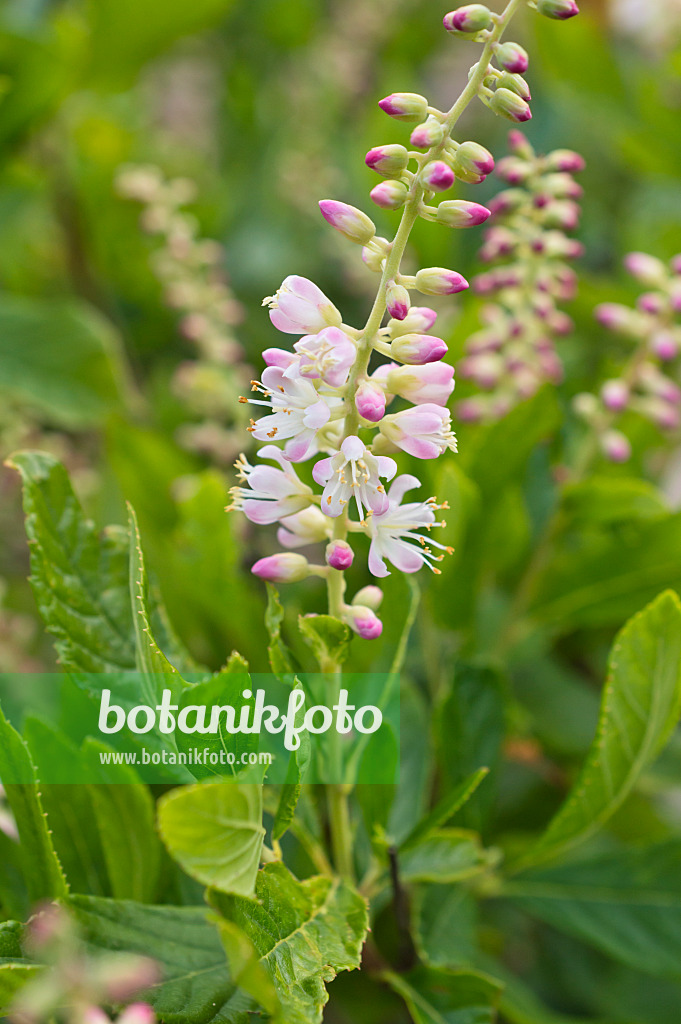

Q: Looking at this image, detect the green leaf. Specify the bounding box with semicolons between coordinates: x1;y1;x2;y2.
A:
82;739;161;902
265;584;296;676
158;783;264;897
0;922;23;959
214;918;280;1018
562;476;669;525
0;831;29;919
0;297;125;428
400;829;489;884
8;451;136;672
272;680;310;841
175;668;257;781
402;768;490;851
505;840;681;981
413;886;478;970
383;966;502;1024
209;861;368;1024
298;614;351;668
69;895;254;1023
0;962;41;1014
0;706;68;903
516;590;681;869
127;503;183;683
436;664;505;833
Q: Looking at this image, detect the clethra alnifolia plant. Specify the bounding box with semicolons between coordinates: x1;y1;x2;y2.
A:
575;252;681;462
229;0;579;642
457;130;584;421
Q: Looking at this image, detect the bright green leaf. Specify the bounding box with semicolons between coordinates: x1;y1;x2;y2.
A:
298;614;350;668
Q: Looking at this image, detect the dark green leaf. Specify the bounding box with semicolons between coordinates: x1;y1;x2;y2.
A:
383;966;502;1024
402;768;489;850
400;829;489;884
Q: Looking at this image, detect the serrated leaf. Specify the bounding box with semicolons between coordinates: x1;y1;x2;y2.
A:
383;966;502;1024
214;918;280;1017
69;895;253;1023
209;861;368;1024
400;829;489;884
272;680;310;841
0;706;68;902
505;840;681;981
298;614;350;668
8;451;136;673
266;584;296;676
158;784;264;897
175;669;257;781
516;590;681;869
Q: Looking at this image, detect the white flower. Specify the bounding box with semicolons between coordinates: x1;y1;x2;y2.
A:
367;474;452;577
312;436;397;520
264;275;342;335
244;366;341;462
290;327;356;387
228;446;313;524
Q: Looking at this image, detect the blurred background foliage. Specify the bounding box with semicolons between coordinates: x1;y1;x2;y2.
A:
3;2;681;1017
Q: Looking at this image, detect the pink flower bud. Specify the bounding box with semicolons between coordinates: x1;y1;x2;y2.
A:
452;140;494;183
390;333;448;364
345;605;383;640
671;255;681;275
319;200;376;244
495;156;532;185
117;1005;156;1024
546;149;585;172
600;429;631;463
365;144;410;177
637;292;665;315
325;540;354;571
650;330;679;361
352;585;383;610
251;553;311;583
421;160;455;192
378;92;429;122
623;252;667;287
370;180;409;210
548;311;574;335
386;362;455;406
646;400;681;430
410;116;445;149
595;302;635;332
362;235;390;272
536;0;579;18
601;379;629;411
456;397;486;422
443;4;492;33
540;199;579;231
497;72;531;101
508;130;535;159
436;200;491;228
495;41;529;73
389;306;438;335
415;267;468;295
355;379;387;422
386;282;410;320
490;88;531;122
82;1008;111;1024
267;275;342;335
102;958;161;1002
541;173;583;199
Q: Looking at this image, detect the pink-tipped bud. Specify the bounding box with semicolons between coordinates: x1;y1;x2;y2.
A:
623;251;668;287
355;379;387;422
495;41;529;73
595;302;635;332
541;173;583;199
387;361;455;406
415;267;468;295
495;156;531;185
508;130;535;159
452;140;494;183
488;188;526;216
410;116;445;149
262;347;297;369
345;605;383;640
536;0;579;18
252;553;311;583
326;540;354;571
443;4;493;33
601;379;630;411
436;200;491;228
421;160;455;192
365;144;410;177
319;200;376;244
546;148;585;172
637;292;665;315
378;92;429;122
101;958;161;1002
390;333;447;364
389;306;438;335
352;585;383;610
600;429;631;463
116;1005;156;1024
362;235;391;272
81;1008;111;1024
490;87;532;123
456;397;486;422
650;330;679;361
497;72;531;101
370;180;409;210
386;282;410;320
671;255;681;274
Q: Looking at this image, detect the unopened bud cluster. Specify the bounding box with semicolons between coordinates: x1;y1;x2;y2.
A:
574;252;681;462
10;903;159;1024
456;131;585;422
116;165;250;465
229;2;580;641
